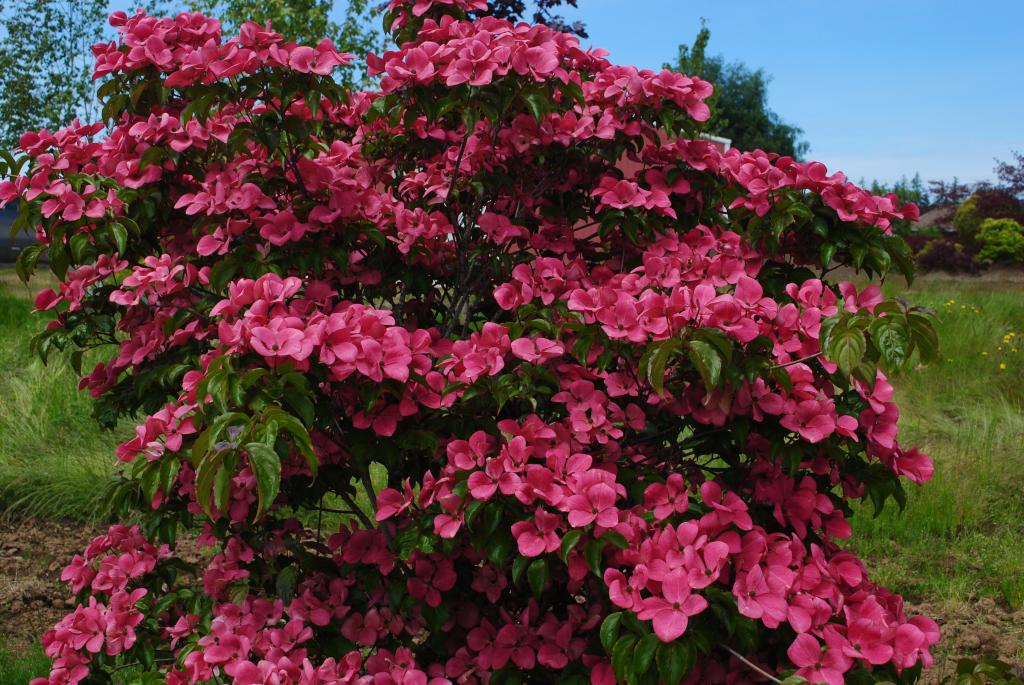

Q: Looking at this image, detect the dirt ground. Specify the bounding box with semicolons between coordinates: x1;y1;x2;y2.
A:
911;597;1024;684
1;517;1022;682
0;517;98;651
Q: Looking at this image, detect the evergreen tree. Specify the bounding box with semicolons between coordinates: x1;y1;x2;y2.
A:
668;22;809;159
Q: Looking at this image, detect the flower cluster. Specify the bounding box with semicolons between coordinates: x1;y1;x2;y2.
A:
9;1;940;684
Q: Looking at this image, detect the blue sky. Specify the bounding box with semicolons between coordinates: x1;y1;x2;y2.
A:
553;0;1024;186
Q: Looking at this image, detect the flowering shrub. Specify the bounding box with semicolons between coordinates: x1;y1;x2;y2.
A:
2;2;943;684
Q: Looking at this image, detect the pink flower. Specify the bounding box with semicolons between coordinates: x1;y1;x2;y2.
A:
734;564;789;628
250;324;311;362
565;481;618;528
510;336;564;364
787;632;853;685
643;473;688;521
636;575;708;641
781;399;837;444
511;508;562;557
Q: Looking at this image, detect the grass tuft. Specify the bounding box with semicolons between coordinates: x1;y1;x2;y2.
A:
0;287;125;521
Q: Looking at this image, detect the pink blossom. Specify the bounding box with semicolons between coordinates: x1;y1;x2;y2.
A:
636;575;708;641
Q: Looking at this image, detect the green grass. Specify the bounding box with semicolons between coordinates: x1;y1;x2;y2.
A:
0;642;50;685
0;281;125;520
849;276;1024;609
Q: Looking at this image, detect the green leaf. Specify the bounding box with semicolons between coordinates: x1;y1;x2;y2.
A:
560;529;584;562
276;565;299;604
246;442;281;519
870;316;911;369
820;242;837;268
228;581;249;606
825;322;867;375
49;239;69;280
14;243;42;284
632;634;660;679
191;411;248;466
656;641;695;685
511;555;530;586
600;612;623;653
486;537;512;567
69;232;91;262
140;461;160;505
263;406;317;476
524;90;548;121
584;539;604;576
641;338;681;394
194;449;226;518
137;145;166;172
214;461;233;514
687;339;723;389
527;558;549;598
601;530;629;550
159;458;181;499
612;635;638;682
111;223;129;255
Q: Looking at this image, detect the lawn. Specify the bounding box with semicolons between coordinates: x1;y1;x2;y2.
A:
0;271;1022;680
0;643;49;685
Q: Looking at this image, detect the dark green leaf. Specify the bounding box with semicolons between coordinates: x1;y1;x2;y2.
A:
600;612;623;653
527;558;548;598
276;565;299;604
687;339;723;389
825;322;867;375
870;316;911;369
656;641;695;685
612;635;638;682
246;441;281;519
632;634;660;679
560;529;584;562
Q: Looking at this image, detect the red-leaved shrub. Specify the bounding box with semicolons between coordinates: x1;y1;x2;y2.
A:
1;1;942;684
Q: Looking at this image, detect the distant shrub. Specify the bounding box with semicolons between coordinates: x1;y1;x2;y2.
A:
953;196;981;243
978;218;1024;263
906;234;934;253
916;239;981;274
954;190;1024;245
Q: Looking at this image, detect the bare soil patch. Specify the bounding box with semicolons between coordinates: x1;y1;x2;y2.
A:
911;598;1024;683
0;517;98;651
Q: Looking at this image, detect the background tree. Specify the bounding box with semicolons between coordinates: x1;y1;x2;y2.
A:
667;22;809;159
484;0;586;36
994;149;1024;199
185;0;383;87
927;177;974;207
869;173;930;210
0;0;108;147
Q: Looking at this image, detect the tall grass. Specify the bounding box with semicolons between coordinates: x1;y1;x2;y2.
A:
850;277;1024;607
0;282;124;520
